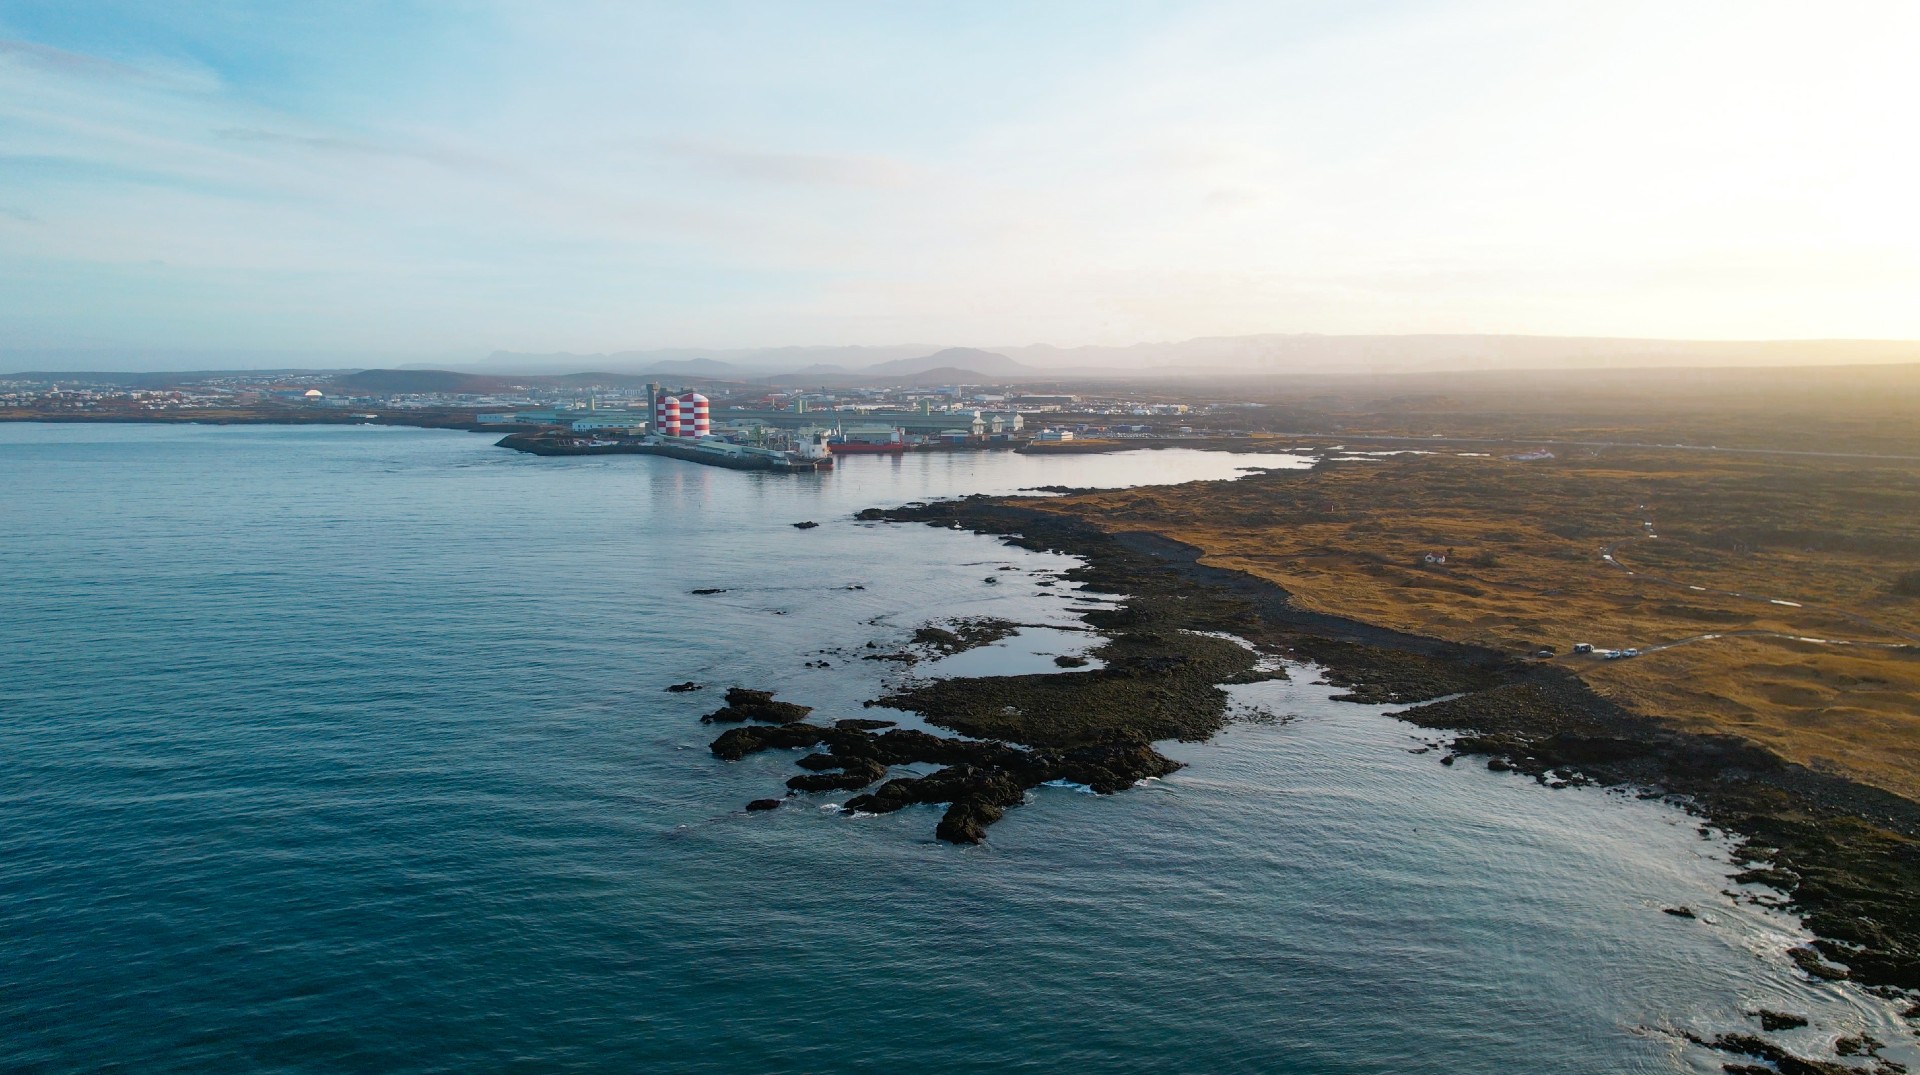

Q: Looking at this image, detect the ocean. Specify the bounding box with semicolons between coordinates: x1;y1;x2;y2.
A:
2;423;1911;1074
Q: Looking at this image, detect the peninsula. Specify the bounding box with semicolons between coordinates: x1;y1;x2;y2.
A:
833;440;1920;1001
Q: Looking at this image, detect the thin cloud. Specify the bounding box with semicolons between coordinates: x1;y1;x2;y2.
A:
215;126;510;174
657;138;920;188
0;37;214;93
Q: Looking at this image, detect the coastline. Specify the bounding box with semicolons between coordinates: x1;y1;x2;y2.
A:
12;419;1918;1071
862;495;1920;1001
17;419;1915;999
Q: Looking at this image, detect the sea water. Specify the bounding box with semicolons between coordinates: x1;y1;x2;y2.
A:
1;424;1911;1073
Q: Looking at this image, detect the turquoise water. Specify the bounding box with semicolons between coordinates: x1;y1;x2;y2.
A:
1;424;1911;1073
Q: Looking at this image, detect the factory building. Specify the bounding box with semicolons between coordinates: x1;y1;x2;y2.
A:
570;418;645;433
709;408;1022;437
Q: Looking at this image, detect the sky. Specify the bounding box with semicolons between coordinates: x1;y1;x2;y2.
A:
2;0;1917;364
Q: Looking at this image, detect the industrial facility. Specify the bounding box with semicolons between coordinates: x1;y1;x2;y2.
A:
491;383;838;471
652;390;711;439
482;379;1124;472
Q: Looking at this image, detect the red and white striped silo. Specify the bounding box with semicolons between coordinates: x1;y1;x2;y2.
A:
654;393;681;438
678;392;710;437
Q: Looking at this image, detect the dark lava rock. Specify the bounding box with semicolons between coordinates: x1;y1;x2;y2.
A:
842;777;924;815
846;765;1026;816
1685;1031;1857;1075
1788;946;1851;981
666;681;703;693
701;687;815;725
911;618;1019;656
873;626;1261;748
1053;655;1089;668
786;771;871;792
791;521;819;529
936;799;1005;844
1733;866;1799;889
745;799;783;812
709;724;826;760
1663;906;1697;919
1753;1010;1810;1032
1532;733;1650;765
914;626;963;651
1044;742;1184;793
860;729;1027;769
712;711;1188;843
1835;1033;1885;1058
690;587;727;595
786;757;887;793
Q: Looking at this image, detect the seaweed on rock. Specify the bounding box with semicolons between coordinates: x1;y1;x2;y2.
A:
707;696;1186;844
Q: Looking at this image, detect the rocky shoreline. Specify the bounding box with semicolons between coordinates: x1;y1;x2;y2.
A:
695;533;1287;843
852;496;1920;1010
687;487;1918;1066
707;708;1185;844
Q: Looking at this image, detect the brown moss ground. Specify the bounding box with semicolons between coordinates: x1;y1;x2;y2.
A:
1008;449;1920;802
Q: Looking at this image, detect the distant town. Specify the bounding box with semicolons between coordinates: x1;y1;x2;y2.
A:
0;364;1268;461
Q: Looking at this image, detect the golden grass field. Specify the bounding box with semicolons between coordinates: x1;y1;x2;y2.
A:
1023;446;1920;802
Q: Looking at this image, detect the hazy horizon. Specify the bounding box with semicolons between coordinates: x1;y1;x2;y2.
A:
8;332;1920;377
4;1;1917;360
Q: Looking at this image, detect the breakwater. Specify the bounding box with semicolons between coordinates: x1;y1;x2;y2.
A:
496;430;826;470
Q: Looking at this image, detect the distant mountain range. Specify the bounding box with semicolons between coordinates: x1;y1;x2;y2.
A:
456;345;1039;385
861;347;1033;377
333;368;681;394
468;345;936;378
462;335;1920;380
1;368;353;388
335;369;508;394
11;335;1920;383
